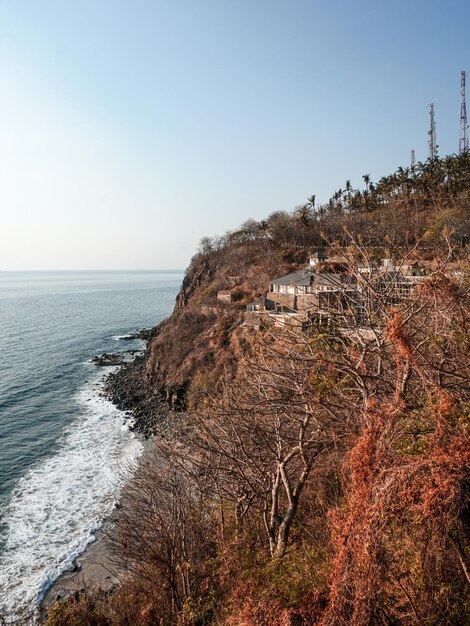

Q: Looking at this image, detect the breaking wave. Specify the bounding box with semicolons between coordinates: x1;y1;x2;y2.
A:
0;372;143;622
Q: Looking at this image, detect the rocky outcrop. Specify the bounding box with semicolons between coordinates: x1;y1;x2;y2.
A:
91;351;142;366
105;252;249;418
117;327;159;341
174;256;215;311
104;355;185;438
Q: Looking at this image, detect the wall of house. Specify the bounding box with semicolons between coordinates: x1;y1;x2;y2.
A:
296;293;320;311
269;293;297;309
271;285;296;295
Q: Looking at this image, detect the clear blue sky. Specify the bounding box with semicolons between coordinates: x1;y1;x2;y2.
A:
1;0;469;270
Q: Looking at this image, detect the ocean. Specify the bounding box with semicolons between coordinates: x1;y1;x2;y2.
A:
0;270;182;621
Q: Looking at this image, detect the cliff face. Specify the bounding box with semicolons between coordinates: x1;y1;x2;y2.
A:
138;153;470;415
143;239;297;411
174;255;214;312
145;257;220;409
105;242;277;428
102;256;223;431
145;254;245;410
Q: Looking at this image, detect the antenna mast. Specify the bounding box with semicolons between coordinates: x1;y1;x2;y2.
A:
428;103;437;160
460;70;469;154
411;149;416;168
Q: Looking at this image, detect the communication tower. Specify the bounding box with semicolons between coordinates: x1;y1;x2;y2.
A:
460;70;469;154
428;103;437;160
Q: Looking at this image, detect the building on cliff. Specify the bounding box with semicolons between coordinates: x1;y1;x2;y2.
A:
309;249;329;268
217;290;235;303
268;269;358;318
244;254;428;329
246;298;276;312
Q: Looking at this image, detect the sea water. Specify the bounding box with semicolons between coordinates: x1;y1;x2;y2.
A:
0;270;182;620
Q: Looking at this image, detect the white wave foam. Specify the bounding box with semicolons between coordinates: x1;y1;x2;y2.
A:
0;373;143;622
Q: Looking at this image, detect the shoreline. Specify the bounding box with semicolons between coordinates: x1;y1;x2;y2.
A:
40;331;188;616
41;436;156;611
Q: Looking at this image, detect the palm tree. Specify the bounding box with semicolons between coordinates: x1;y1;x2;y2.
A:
344;180;353;211
307;195;316;211
294;204;312;227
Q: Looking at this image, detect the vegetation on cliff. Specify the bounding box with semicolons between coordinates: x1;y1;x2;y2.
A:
46;154;470;625
145;153;470;412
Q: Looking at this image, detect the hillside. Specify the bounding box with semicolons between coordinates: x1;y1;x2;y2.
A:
46;155;470;626
146;153;470;413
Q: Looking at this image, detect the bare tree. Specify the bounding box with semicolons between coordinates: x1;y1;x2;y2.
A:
185;327;355;559
109;447;216;620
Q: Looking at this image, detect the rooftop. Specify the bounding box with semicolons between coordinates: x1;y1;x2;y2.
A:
270;269;348;288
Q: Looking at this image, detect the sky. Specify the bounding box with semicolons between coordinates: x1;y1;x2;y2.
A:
1;0;469;270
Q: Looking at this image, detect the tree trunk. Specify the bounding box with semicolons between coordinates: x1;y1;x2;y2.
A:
274;498;298;558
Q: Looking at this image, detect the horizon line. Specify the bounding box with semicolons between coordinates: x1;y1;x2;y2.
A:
0;268;186;273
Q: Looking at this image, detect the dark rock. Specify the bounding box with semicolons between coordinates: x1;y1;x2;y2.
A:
92;353;127;366
100;325;192;440
118;327;155;341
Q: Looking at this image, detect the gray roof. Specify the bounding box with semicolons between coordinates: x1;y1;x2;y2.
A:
270;269;348;288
